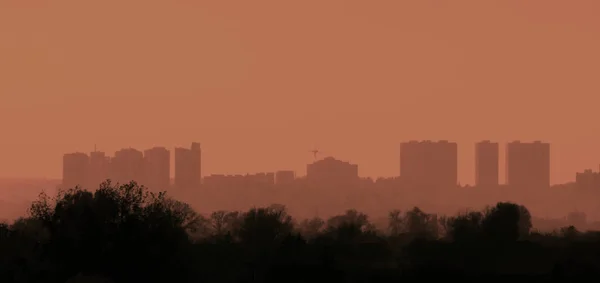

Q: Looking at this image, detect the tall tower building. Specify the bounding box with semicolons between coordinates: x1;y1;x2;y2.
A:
191;142;202;187
89;150;110;188
62;152;89;189
110;148;144;185
144;147;170;191
174;142;202;190
505;141;550;189
400;140;458;188
475;141;499;187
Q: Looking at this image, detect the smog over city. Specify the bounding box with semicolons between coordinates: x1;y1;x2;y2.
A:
2;1;600;281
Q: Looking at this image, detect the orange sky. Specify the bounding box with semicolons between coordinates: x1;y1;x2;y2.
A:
1;0;599;185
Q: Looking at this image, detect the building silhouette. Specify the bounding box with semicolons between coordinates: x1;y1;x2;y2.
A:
203;172;275;189
505;141;550;189
110;148;144;185
275;170;296;185
306;157;359;186
62;152;89;189
88;150;110;188
174;142;202;190
203;174;242;189
143;147;170;191
57;140;563;193
400;140;458;189
245;172;275;187
475;141;499;187
575;168;600;190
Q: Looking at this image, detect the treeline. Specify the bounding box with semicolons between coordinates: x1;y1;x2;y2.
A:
0;181;599;283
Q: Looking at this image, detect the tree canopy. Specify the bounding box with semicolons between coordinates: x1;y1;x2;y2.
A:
0;180;597;282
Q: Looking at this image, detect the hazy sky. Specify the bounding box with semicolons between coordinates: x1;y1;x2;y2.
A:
1;0;599;185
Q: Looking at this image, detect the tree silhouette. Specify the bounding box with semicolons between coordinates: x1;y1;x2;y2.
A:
298;217;325;240
323;209;377;242
387;209;403;236
0;218;51;282
559;225;580;240
3;180;600;281
208;210;231;236
481;202;532;243
236;204;294;246
403;207;438;240
25;181;197;283
226;205;296;282
445;210;484;243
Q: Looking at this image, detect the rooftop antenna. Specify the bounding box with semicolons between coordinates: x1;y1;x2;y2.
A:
94;144;97;152
310;148;319;160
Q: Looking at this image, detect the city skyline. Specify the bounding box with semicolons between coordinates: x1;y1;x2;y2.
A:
58;139;595;188
3;1;600;185
63;142;202;191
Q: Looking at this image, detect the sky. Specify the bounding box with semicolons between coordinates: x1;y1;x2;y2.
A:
1;0;599;185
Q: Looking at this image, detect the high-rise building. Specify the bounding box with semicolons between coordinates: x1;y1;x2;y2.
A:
143;147;170;191
191;142;201;186
306;157;359;185
505;141;550;189
400;140;458;188
89;150;110;188
575;168;600;190
62;152;89;189
475;141;499;187
110;148;144;184
174;142;202;189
